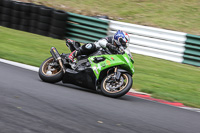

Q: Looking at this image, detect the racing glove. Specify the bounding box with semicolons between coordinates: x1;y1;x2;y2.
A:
106;43;117;51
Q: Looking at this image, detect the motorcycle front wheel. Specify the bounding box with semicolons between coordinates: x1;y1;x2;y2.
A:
101;73;133;98
39;57;64;83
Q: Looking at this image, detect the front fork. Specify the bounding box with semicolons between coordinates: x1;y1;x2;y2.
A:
114;67;122;81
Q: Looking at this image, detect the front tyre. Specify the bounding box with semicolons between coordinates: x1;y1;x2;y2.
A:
101;73;133;98
39;57;64;83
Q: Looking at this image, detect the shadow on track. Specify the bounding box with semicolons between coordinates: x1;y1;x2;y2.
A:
37;79;137;102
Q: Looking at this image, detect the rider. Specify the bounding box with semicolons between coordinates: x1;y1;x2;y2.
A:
66;30;130;62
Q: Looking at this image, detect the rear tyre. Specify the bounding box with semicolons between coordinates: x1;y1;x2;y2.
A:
51;19;66;28
39;57;64;83
38;15;51;24
52;10;68;20
101;73;133;98
39;7;53;16
37;22;50;31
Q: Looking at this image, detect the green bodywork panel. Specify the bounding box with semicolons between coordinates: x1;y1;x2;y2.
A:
88;53;134;79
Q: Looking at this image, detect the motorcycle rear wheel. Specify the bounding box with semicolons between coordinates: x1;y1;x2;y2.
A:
101;73;133;98
39;57;64;83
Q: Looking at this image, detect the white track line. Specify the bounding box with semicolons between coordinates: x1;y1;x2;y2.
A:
0;58;39;72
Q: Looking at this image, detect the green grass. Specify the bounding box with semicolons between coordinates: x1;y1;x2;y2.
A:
0;26;200;108
133;54;200;108
0;26;69;66
20;0;200;35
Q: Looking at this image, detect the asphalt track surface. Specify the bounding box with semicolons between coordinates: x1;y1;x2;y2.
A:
0;62;200;133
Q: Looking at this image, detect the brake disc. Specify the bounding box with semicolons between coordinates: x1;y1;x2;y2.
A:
106;76;124;91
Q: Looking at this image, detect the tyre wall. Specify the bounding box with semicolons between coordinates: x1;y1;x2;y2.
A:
0;0;68;39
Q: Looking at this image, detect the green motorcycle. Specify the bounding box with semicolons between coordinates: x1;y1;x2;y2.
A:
39;42;135;98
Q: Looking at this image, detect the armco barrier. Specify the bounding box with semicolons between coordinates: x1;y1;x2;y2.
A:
109;20;200;66
129;44;184;63
66;12;109;43
109;20;187;43
108;20;186;63
183;34;200;66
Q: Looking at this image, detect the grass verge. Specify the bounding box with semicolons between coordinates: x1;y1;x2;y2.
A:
0;26;200;108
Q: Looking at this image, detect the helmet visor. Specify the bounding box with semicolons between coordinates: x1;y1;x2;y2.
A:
119;38;127;48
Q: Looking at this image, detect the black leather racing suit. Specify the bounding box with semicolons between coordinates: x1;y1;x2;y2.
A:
69;36;117;59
